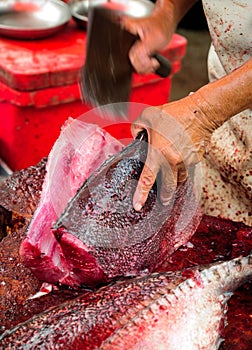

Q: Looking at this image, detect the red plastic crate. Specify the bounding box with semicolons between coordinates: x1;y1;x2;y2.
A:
0;21;186;170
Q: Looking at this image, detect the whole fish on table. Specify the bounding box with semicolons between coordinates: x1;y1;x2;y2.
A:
1;253;251;349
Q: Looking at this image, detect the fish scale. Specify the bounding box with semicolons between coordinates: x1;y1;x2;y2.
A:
0;254;251;349
0;272;180;349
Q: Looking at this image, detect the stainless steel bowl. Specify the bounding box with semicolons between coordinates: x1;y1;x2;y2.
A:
69;0;154;30
0;0;71;39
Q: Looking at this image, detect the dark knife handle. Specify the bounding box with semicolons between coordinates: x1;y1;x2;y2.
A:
136;129;148;141
128;31;172;78
153;53;172;78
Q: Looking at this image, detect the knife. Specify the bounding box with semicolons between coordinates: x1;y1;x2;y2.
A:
81;5;172;118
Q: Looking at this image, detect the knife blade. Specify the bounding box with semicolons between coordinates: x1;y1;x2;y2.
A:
81;5;171;118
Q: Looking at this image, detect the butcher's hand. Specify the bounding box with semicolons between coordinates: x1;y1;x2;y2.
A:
131;95;214;211
131;58;252;211
122;0;197;74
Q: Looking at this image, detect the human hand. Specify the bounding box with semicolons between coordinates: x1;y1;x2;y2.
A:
121;0;197;74
131;54;252;211
121;7;174;74
131;94;218;211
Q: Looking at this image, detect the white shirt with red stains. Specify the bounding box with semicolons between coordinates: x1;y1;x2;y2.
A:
203;0;252;77
198;1;252;225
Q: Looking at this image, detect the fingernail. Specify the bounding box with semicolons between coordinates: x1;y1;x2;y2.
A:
162;199;171;206
161;195;172;206
134;201;142;211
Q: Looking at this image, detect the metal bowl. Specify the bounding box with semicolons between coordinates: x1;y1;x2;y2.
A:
69;0;154;30
0;0;71;39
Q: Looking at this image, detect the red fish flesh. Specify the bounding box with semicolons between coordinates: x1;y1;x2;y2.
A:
20;121;201;288
1;253;251;349
19;119;123;287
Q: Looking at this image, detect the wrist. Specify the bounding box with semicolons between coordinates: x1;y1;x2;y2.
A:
186;58;252;134
187;90;222;137
155;0;198;29
152;0;177;34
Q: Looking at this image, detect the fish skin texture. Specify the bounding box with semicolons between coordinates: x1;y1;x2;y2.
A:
0;148;251;348
0;254;251;349
52;132;201;287
0;158;47;241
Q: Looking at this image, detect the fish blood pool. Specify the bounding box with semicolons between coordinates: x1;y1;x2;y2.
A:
20;120;201;288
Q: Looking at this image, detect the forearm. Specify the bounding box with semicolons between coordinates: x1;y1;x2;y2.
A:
189;58;252;133
154;0;198;32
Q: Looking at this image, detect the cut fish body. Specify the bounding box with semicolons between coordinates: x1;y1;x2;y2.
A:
1;254;251;349
52;131;201;286
20;119;123;287
20;121;201;288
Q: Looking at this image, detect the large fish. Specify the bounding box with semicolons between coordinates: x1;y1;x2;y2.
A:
0;254;251;349
20;120;201;288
